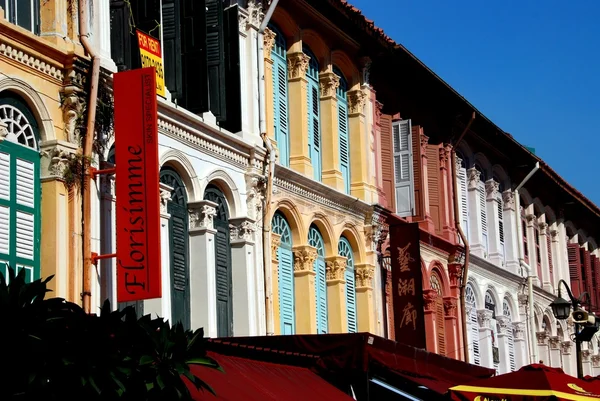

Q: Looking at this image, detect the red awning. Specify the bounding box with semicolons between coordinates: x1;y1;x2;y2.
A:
190;352;355;401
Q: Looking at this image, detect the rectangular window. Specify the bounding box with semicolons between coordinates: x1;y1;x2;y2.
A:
1;0;39;33
521;212;529;264
391;119;414;217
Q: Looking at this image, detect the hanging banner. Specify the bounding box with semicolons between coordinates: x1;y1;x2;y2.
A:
136;29;166;98
114;67;162;302
390;222;426;348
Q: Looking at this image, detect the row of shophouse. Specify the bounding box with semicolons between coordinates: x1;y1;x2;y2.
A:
3;0;600;385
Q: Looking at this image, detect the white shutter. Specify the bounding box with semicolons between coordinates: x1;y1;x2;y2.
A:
0;205;9;255
507;326;516;371
0;151;9;200
491;318;499;372
16;211;34;260
392;120;414;217
16;158;35;208
468;306;480;365
458;166;469;241
478;181;488;255
497;196;505;261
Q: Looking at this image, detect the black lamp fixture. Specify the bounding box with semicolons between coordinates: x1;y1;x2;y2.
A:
550;296;572;321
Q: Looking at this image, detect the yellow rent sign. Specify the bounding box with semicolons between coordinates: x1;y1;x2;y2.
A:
136;30;166;98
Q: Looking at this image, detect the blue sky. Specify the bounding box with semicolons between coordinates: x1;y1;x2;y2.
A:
350;0;600;204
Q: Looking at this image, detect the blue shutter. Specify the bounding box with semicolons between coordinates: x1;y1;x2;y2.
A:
334;68;350;194
304;47;321;181
309;226;327;333
338;237;356;333
272;212;295;334
271;44;289;166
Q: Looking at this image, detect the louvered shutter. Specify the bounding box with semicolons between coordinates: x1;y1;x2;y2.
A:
278;246;295;334
491;318;499;373
220;4;242;132
498;197;505;260
426;145;441;231
468;306;480;365
583;249;593;304
180;0;209;113
411;126;424;219
568;243;582;298
0;151;9;257
478;181;488;255
436;297;446;356
206;0;226;119
316;255;327;333
162;0;182;99
110;0;134;71
380;115;395;207
507;325;516;371
339;238;356;333
392;120;414;217
308;83;321;181
592;256;600;312
215;224;232;337
546;227;553;284
522;216;529;264
338;95;350;194
169;204;190;329
272;55;290;166
457;165;469;241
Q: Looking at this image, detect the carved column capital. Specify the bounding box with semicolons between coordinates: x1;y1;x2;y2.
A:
60;84;84;144
443;296;458;318
536;331;548;346
263;27;276;58
502;190;515;211
592;354;600;368
0;120;7;141
513;322;526;340
243;0;264;30
526;214;536;225
347;89;368;116
582;349;591;362
539;222;548;232
293;245;318;274
485;179;500;201
477;309;493;329
229;217;257;244
326;256;347;281
287;52;310;80
39;140;80;181
448;263;462;287
319;71;340;98
420;134;429;154
561;340;572;355
423;289;437;312
245;173;266;221
467;167;481;190
159;182;173;216
439;147;450;165
549;336;561;350
271;233;281;261
188;200;218;231
359;56;372;85
496;315;511;335
375;101;384;124
355;263;375;288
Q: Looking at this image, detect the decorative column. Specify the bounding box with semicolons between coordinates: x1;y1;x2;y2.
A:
548;336;562;368
496;316;512;373
467;168;485;258
591;354;600;377
229;217;257;336
188;200;218;337
419;133;433;228
478;309;494;369
443;296;460;360
536;331;550;365
561;341;575;376
355;263;376;333
326;256;347;333
270;233;282;334
448;263;463;360
293;245;318;334
550;228;562;289
347;88;372;203
319;71;344;191
486;179;504;266
502;190;520;274
513;322;528;369
374;101;386;205
287;52;313;177
423;289;437;352
538;222;553;292
583;349;592;377
263;27;277;142
96;0;117;71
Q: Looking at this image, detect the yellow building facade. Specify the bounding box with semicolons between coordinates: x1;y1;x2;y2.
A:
262;2;387;337
0;1;92;304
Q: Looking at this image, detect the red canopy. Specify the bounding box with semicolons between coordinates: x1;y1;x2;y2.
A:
449;364;600;401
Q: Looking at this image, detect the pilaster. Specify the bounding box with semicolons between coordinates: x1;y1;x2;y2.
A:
293;245;318;334
538;222;553;292
326;255;347;333
477;309;494;369
263;27;277;142
270;233;282;334
319;71;344;191
550;227;562;289
513;322;527;370
347;88;372;203
439;146;455;240
443;296;459;359
502;190;519;274
548;336;561;368
496;315;512;373
355;263;376;333
423;289;437;352
486;179;504;266
287;52;313;177
467;168;484;258
536;331;549;365
525;213;540;285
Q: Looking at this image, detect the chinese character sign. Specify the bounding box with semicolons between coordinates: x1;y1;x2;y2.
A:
390;222;426;348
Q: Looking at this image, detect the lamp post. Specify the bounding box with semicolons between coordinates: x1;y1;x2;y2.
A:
550;279;598;379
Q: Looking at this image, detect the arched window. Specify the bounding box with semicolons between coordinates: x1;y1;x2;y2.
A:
269;24;290;167
456;152;469;242
0;93;41;283
308;225;327;333
475;165;488;256
303;46;321;181
430;271;445;356
204;184;233;337
503;299;516;372
333;66;350;194
338;236;356;332
485;291;499;372
160;168;190;329
466;284;480;365
272;212;295;334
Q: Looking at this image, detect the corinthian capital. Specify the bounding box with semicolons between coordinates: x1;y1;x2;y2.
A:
319;71;340;98
485;179;499;201
347;89;368;115
263;27;276;58
287;52;310;80
467;168;481;190
293;246;317;273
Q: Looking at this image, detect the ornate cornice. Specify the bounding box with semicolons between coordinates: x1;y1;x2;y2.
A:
0;42;64;81
347;89;368;115
263;27;276;58
293;246;317;273
355;264;375;288
319;71;340;98
188;200;218;231
287;52;310;80
326;256;347;281
467;167;481;190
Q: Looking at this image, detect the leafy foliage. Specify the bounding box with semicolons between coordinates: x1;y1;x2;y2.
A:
0;268;221;400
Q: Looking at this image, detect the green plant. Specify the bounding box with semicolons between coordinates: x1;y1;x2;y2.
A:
0;268;221;400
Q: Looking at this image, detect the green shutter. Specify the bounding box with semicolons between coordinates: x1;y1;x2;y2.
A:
338;237;356;333
180;0;209;113
334;67;350;194
162;0;183;99
206;0;226;120
220;4;242;132
308;226;327;334
272;212;294;334
270;25;290;167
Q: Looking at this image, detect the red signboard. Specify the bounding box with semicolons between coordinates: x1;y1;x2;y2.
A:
114;67;162;302
390;222;426;348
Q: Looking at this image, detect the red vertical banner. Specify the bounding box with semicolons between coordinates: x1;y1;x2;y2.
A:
390;222;426;348
114;67;162;302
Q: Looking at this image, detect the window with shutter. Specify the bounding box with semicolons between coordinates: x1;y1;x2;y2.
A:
592;255;600;311
380;115;395;207
535;225;542;277
160;168;191;329
180;0;209;113
204;185;233;337
430;273;445;356
0;0;40;34
272;212;295;334
269;24;290;167
503;300;516;372
308;226;327;334
485;292;499;372
567;243;582;298
521;208;529;264
334;67;351;194
478;180;488;256
456;157;469;242
338;237;356;333
546;227;553;284
220;4;242;132
162;0;183;99
206;0;226;120
0;95;40;283
497;195;505;262
466;285;480;365
304;47;321;182
391;120;414;217
582;249;593;304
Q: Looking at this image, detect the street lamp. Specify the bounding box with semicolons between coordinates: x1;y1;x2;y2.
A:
550;279;599;379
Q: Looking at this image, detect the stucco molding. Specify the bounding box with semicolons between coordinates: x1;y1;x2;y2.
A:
293;245;317;273
347;89;367;116
229;217;257;244
188;200;218;231
319;71;340;99
263;27;276;58
271;233;281;262
467;167;481;190
287;52;310;80
0;42;63;81
326;256;347;281
355;263;375;289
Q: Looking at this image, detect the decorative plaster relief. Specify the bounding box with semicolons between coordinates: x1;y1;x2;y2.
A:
229;218;257;243
293;246;317;272
355;264;375;288
561;341;572;355
477;309;493;329
287;52;310;80
502;190;515;211
189;201;218;230
467;167;481;190
423;289;437;312
159;183;173;215
271;233;281;261
347;89;368;115
263;27;276;57
485;179;500;201
319;71;340;98
536;331;548;346
513;322;526;340
443;296;458;318
326;257;347;281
